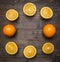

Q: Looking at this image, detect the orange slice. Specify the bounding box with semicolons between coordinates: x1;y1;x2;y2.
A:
40;7;53;19
23;3;36;16
23;45;37;58
5;42;18;55
42;42;54;54
6;9;19;21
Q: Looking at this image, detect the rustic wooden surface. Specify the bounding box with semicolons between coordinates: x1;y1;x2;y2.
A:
0;0;60;62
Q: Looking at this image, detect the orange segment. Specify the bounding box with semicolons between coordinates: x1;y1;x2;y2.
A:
3;24;16;37
42;42;54;54
23;3;36;16
6;9;19;21
5;42;18;55
43;24;56;38
23;45;37;58
40;7;53;19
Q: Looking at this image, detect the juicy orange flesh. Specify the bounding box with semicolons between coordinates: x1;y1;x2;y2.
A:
40;7;53;19
42;42;54;54
23;3;36;16
6;9;18;21
5;42;18;55
24;45;36;58
24;4;35;14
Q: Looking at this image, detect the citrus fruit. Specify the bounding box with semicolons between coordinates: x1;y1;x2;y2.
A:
23;2;36;16
3;24;16;37
42;42;54;54
6;9;19;21
40;7;53;19
43;24;56;38
23;45;37;59
5;41;18;55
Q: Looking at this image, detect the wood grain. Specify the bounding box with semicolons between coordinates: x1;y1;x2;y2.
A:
0;0;60;62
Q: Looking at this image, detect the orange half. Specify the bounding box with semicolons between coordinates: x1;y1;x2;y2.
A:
6;9;19;21
23;3;36;16
5;42;18;55
40;7;53;19
23;45;37;58
42;42;54;54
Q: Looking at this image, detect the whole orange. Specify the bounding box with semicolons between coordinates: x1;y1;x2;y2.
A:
43;24;56;38
3;24;16;37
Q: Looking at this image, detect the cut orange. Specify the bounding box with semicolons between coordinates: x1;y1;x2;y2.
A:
6;9;19;21
40;7;53;19
42;42;54;54
23;45;37;59
43;24;56;38
23;2;36;16
3;24;16;37
5;42;18;55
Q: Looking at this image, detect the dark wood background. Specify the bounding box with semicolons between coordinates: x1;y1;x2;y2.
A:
0;0;60;62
